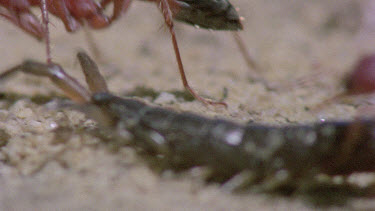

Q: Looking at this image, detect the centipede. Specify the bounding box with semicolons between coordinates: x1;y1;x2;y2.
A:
0;0;260;106
1;52;375;205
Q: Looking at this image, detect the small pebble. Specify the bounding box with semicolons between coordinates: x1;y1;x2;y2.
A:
154;92;177;104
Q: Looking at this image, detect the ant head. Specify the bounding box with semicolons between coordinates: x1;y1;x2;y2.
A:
173;0;243;30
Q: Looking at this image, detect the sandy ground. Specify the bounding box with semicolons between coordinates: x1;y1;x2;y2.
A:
1;0;375;210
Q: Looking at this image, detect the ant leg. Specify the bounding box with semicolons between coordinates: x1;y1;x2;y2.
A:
0;60;90;103
101;0;132;21
48;0;81;32
0;10;44;39
159;0;227;107
81;0;133;64
111;0;132;21
40;0;52;64
232;32;258;71
83;26;105;64
232;32;278;90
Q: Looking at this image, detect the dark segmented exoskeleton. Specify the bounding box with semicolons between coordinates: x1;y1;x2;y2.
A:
1;52;375;203
162;0;243;30
92;95;375;182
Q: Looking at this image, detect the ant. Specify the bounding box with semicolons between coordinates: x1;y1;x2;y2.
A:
0;0;259;106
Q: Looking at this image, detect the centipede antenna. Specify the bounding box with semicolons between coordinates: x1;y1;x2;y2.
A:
77;51;109;93
40;0;52;64
0;60;91;103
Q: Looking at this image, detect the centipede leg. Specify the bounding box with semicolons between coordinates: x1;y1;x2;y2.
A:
159;0;227;107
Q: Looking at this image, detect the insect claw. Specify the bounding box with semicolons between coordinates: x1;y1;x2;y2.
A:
184;85;228;108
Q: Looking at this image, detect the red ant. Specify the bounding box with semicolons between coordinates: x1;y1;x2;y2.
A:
0;0;258;106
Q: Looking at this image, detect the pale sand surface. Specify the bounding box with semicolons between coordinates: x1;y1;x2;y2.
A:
1;0;375;210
